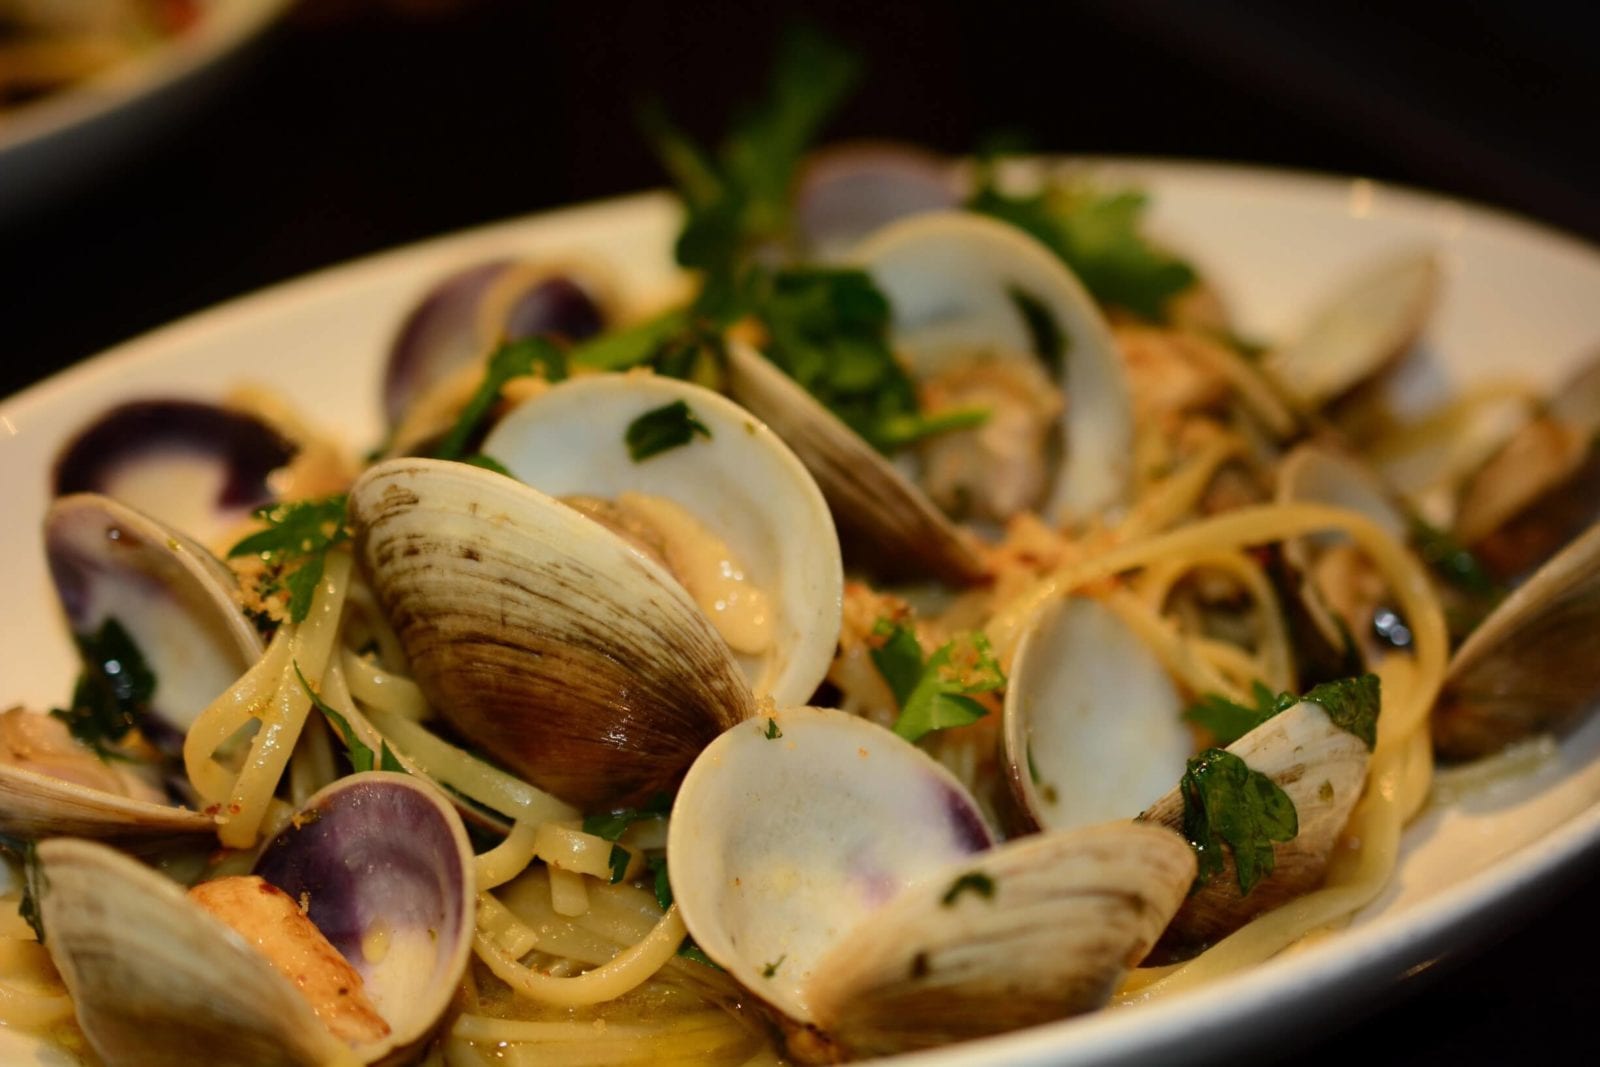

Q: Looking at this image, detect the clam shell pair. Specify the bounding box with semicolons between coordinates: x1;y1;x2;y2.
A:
39;773;474;1066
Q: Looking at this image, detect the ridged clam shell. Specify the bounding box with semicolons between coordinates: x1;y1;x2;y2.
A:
808;823;1195;1057
1139;699;1371;962
348;458;755;809
480;373;843;708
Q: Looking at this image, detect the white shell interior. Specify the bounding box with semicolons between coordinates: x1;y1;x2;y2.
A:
667;706;995;1023
853;211;1133;522
1004;596;1190;831
482;374;843;708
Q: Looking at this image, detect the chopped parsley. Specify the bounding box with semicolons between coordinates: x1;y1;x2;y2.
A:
1302;673;1381;751
582;793;673;842
678;941;721;968
228;495;350;623
432;337;567;461
763;717;783;740
0;835;46;943
1008;286;1067;376
1180;748;1298;896
606;844;631;885
968;173;1197;322
761;955;787;978
869;619;1005;743
940;871;996;906
625;400;712;462
642;25;859;315
647;855;674;910
755;268;988;453
1183;681;1296;747
294;664;405;775
462;453;514;477
50;617;155;754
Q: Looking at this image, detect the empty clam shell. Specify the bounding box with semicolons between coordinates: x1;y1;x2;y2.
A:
348;458;755;809
1261;250;1438;411
480;373;843;708
1434;521;1600;760
1001;595;1190;834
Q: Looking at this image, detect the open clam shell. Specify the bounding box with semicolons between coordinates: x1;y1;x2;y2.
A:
38;773;473;1066
45;492;263;745
1261;250;1439;411
52;399;297;550
480;373;843;708
1434;521;1600;760
383;258;612;428
853;210;1134;524
1001;595;1190;834
669;708;1194;1058
348;458;755;809
254;772;476;1063
1139;698;1372;961
793;141;961;259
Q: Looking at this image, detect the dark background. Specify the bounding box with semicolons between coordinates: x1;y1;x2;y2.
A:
4;0;1597;1061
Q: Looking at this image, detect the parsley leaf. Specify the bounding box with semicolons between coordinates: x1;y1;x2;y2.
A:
1008;286;1067;376
50;617;155;754
625;400;713;462
762;717;783;740
0;835;46;943
228;496;349;623
606;843;631;885
678;941;721;968
583;794;673;842
432;337;567;461
1180;748;1298;896
1183;681;1296;747
294;663;404;775
1302;673;1381;751
940;871;996;906
647;855;674;910
756;268;988;454
462;453;514;477
762;955;787;978
968;176;1197;322
642;26;859;310
869;619;1005;743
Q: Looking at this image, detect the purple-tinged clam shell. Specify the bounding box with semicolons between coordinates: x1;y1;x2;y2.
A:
45;493;261;747
383;260;610;427
53;399;296;547
794;141;962;259
254;772;474;1063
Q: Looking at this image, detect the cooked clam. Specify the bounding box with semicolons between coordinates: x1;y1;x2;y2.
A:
668;707;1194;1059
479;373;843;708
1139;695;1373;961
348;457;755;809
38;773;474;1066
1433;520;1600;760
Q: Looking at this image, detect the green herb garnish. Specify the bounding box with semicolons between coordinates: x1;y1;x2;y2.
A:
0;836;46;943
1180;748;1298;896
647;855;674;910
1008;286;1067;375
941;871;996;906
761;955;787;978
678;941;721;968
50;617;155;754
462;453;514;477
642;25;859;313
228;495;349;623
968;176;1197;322
869;619;1005;743
756;268;988;453
294;663;404;775
607;843;631;885
432;337;567;461
1183;681;1296;747
1302;673;1381;751
625;400;712;462
583;794;673;842
763;717;783;740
